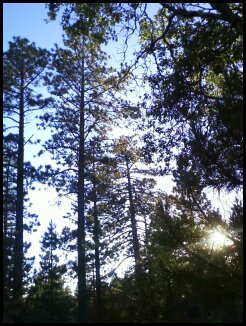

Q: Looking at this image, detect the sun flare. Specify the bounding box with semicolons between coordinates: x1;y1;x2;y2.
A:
207;229;233;249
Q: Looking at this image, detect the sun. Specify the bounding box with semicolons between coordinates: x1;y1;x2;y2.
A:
207;229;233;249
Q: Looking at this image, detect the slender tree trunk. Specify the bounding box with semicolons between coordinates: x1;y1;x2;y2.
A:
50;243;54;322
126;157;143;322
13;73;24;321
143;215;149;257
3;157;10;306
199;299;205;321
93;176;101;322
77;49;88;323
125;157;141;276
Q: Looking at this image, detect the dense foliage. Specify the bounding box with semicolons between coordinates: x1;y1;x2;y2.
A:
140;3;243;192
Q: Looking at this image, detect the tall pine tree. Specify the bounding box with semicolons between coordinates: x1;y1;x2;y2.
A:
3;37;50;321
40;33;124;322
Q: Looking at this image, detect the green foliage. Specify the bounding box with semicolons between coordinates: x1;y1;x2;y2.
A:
140;3;243;191
21;221;77;323
97;189;243;323
46;3;130;44
143;182;243;322
3;133;39;322
22;275;77;323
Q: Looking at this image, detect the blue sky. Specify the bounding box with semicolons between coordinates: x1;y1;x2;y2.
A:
3;3;63;51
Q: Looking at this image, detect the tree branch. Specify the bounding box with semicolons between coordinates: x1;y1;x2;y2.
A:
210;3;243;34
160;3;242;34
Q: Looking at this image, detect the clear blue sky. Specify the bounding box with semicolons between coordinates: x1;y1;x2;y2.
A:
3;3;63;51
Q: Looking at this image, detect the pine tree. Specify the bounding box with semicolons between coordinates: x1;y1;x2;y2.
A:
3;133;17;322
22;220;76;322
89;136;156;322
3;37;50;321
40;33;123;322
3;131;41;322
113;136;157;273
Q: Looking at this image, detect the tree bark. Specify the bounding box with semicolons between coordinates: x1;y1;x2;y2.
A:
3;156;11;306
77;47;88;323
125;157;141;277
13;71;24;320
93;176;102;322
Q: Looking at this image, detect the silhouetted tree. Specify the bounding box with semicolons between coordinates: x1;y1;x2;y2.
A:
3;36;50;321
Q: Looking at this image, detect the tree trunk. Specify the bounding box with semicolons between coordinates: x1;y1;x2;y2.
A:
13;73;24;321
125;157;141;276
93;176;101;322
50;242;54;322
3;156;11;306
126;157;143;322
77;49;88;323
